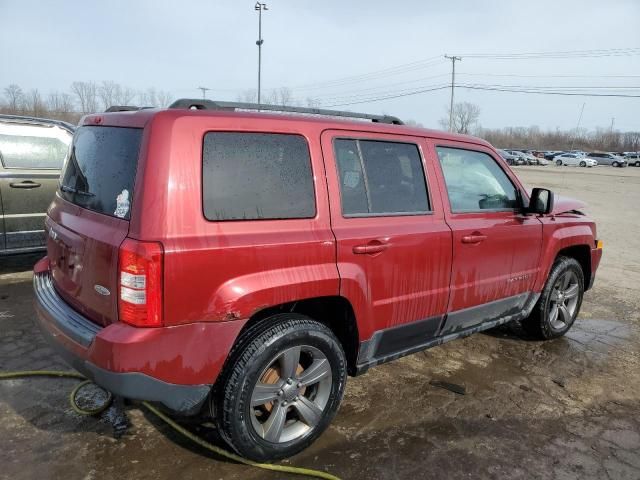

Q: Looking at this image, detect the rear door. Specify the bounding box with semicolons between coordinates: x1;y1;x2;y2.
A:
0;121;71;252
322;130;452;344
47;125;143;326
431;142;542;334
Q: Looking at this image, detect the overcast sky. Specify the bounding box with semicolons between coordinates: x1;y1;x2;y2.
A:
1;0;639;131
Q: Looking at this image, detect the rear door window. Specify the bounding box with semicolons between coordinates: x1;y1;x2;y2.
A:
60;126;142;219
202;132;316;221
334;139;430;216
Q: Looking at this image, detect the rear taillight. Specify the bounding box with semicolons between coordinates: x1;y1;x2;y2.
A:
118;238;163;327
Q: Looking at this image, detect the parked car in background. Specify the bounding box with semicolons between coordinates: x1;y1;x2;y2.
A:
33;99;602;461
0;114;74;255
505;150;533;165
544;151;562;160
624;154;640;167
513;150;540;165
536;157;549;166
554;153;597;167
585;152;627;167
497;149;525;166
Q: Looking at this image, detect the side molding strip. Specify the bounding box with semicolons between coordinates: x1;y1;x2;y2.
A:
355;292;540;375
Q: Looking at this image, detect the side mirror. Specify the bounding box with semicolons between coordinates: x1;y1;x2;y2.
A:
527;188;554;215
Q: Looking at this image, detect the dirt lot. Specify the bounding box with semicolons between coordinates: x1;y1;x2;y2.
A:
1;166;639;480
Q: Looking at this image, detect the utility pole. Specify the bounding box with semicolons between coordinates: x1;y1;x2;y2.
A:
570;102;585;151
444;55;462;132
197;86;210;99
255;2;268;106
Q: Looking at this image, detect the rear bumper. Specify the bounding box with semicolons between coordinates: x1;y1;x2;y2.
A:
33;259;246;414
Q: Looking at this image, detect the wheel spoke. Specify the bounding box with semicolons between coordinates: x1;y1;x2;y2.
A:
558;304;571;324
549;304;560;326
251;382;281;407
550;289;561;302
263;402;288;442
298;359;331;386
564;284;579;299
279;347;301;379
293;396;323;428
561;272;573;289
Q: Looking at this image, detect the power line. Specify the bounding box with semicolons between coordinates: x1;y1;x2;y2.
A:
457;84;640;97
287;56;446;91
459;47;640;59
318;82;640;108
322;85;451;107
457;72;640;79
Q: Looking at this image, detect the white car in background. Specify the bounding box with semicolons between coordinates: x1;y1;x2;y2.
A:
554;153;597;167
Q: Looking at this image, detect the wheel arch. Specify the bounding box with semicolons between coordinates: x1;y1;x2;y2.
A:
235;296;360;376
556;244;591;289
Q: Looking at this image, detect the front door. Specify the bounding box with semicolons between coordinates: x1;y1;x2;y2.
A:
431;143;542;334
321;130;452;345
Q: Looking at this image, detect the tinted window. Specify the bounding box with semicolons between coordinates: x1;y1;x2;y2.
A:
436;147;517;212
203;132;315;220
60;126;142;220
334;139;429;216
0;124;71;169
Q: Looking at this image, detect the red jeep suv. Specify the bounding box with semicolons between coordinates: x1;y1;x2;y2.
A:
34;99;602;461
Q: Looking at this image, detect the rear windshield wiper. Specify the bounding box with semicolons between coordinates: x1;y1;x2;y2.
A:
59;184;95;197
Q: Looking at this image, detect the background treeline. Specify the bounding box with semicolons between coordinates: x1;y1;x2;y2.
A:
2;82;638;152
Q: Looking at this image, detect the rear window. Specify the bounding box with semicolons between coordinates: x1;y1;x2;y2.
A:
202;132;316;221
60;126;142;220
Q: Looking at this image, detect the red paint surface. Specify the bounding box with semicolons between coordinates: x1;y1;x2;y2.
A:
37;108;602;387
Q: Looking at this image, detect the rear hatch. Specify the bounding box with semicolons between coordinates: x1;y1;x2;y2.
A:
46;125;143;326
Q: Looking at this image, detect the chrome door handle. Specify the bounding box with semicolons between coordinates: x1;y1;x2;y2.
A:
353;241;389;255
461;234;487;244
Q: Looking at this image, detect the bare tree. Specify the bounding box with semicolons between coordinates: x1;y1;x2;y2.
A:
71;81;98;113
3;84;24;113
237;89;258;103
25;89;46;117
156;90;173;108
440;102;481;134
47;91;74;113
113;85;136;105
98;81;119;110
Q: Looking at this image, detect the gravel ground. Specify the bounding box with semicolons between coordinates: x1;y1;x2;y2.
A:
0;165;639;480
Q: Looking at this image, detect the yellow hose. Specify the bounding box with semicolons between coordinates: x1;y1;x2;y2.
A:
0;370;340;480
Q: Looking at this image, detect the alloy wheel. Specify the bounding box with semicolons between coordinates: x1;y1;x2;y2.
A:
249;345;332;444
548;270;580;330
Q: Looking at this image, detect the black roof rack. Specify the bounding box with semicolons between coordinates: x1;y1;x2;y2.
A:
168;98;404;125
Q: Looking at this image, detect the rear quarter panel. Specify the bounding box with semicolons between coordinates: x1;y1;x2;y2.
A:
129;112;339;326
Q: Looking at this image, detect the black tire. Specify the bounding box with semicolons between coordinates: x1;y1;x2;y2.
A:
612;162;619;167
522;256;584;340
635;161;640;167
214;314;347;462
579;161;586;167
556;159;562;166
